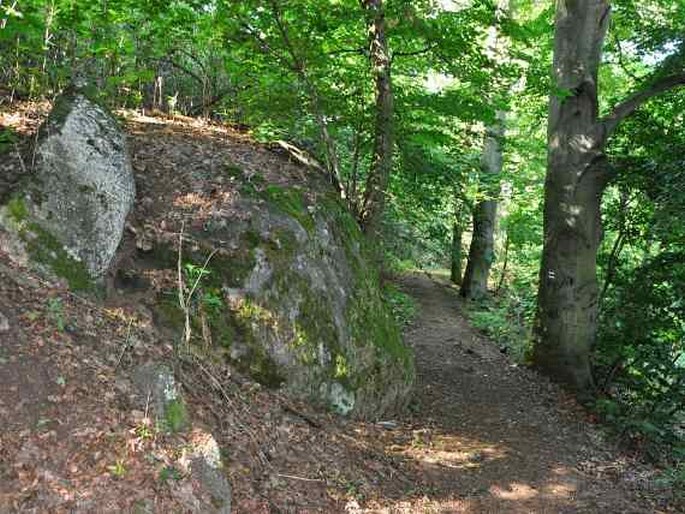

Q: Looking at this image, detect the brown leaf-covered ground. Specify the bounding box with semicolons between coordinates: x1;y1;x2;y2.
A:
0;105;679;513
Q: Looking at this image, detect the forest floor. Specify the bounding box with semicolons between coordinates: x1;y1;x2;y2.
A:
0;108;678;513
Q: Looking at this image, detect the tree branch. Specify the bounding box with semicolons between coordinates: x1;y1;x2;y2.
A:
602;72;685;135
326;47;366;57
391;43;437;62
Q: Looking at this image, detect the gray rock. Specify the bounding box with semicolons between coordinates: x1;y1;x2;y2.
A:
1;89;135;282
161;189;414;419
132;363;187;433
176;429;232;513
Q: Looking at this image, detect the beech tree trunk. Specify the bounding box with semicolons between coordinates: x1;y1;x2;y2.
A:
534;0;684;396
360;0;394;245
461;114;504;299
534;0;612;396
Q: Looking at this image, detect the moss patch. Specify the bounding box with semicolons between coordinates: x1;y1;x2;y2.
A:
263;185;315;233
164;398;187;433
4;196;95;291
7;196;29;221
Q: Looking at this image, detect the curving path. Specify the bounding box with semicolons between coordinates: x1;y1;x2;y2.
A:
376;272;665;513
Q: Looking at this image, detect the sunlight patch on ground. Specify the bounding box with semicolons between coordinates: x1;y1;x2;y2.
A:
394;432;508;471
489;482;538;500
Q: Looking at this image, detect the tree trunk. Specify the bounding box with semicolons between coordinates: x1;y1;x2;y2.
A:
360;0;394;245
450;221;463;285
535;0;685;397
461;114;504;299
534;0;611;396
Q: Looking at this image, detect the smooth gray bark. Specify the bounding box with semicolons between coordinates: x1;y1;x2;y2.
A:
534;0;685;396
534;0;612;396
461;114;504;299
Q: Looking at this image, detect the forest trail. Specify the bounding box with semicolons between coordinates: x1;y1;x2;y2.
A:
376;272;663;513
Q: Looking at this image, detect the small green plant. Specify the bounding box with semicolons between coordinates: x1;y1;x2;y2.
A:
108;459;127;478
159;465;182;483
184;262;212;286
201;289;223;309
383;283;418;327
134;419;156;441
46;297;66;332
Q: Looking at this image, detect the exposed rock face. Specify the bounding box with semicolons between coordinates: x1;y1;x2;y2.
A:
153;185;414;419
0;89;135;287
120;118;414;419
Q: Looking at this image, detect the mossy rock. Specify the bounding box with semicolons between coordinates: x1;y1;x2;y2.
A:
150;183;413;418
0;195;96;292
0;89;135;290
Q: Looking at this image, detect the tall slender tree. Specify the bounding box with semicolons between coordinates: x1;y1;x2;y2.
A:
359;0;394;246
461;0;510;299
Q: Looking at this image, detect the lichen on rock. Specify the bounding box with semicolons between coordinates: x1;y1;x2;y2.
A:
0;87;135;289
159;182;414;418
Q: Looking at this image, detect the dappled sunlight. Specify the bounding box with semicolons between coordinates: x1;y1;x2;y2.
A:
489;481;539;500
394;431;509;471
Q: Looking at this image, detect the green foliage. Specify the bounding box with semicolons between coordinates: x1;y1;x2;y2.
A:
0;126;17;154
466;293;533;364
383;283;418;327
595;252;685;459
164;398;187;433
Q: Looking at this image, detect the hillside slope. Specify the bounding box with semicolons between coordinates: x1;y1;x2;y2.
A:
0;109;679;513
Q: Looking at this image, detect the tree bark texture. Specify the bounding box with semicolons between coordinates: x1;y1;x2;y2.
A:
360;0;394;244
461;113;504;299
534;0;612;396
450;221;463;285
535;0;685;398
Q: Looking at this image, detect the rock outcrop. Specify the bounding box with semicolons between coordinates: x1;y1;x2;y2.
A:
123;119;414;418
0;88;135;288
151;185;414;418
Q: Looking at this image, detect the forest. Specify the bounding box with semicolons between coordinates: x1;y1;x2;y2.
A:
0;0;684;511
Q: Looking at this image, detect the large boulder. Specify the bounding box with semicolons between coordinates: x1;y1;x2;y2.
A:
151;185;414;419
0;89;135;288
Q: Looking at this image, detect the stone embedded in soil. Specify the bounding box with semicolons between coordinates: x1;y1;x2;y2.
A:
0;311;9;332
132;362;188;433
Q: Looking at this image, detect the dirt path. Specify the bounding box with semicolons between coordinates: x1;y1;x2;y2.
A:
373;272;664;513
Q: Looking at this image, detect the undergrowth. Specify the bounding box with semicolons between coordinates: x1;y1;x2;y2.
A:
0;126;17;154
464;287;535;364
383;283;418;327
